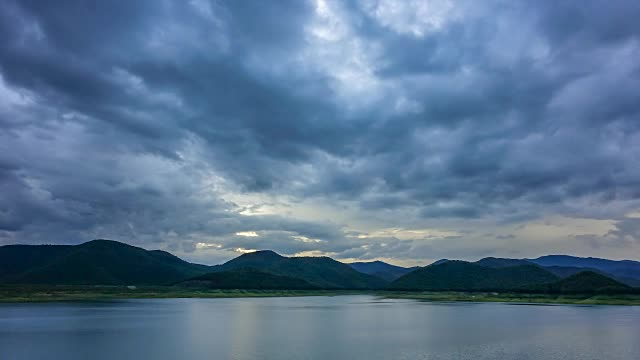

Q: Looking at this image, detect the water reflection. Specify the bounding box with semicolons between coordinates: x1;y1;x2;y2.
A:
1;296;639;360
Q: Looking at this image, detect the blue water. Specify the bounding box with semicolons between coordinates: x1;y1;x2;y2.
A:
1;296;639;359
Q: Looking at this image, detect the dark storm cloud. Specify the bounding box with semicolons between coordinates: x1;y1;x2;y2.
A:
1;0;640;262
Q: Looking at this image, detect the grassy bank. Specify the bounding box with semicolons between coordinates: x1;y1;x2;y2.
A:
2;286;640;305
0;285;361;303
382;291;640;305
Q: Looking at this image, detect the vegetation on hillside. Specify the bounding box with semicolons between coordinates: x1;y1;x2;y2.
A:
388;261;559;291
0;240;212;285
180;268;318;290
529;271;631;294
212;250;387;289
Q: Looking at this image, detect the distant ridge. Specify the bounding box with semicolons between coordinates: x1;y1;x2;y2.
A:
438;256;640;287
532;271;631;294
388;261;559;291
542;265;609;279
529;255;640;287
474;257;532;268
430;259;450;266
348;261;418;281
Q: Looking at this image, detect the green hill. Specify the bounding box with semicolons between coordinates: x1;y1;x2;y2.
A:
533;271;632;294
388;261;559;291
179;268;318;290
0;240;212;285
212;250;387;289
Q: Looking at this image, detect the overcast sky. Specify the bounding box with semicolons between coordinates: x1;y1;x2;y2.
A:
1;0;640;266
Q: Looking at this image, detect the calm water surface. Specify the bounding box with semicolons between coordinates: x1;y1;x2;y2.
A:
1;295;639;360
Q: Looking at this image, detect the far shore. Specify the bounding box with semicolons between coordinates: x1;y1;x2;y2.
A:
1;286;640;306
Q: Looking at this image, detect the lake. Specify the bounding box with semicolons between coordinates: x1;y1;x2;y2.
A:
1;295;639;360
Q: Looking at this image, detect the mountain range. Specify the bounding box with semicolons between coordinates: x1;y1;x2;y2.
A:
528;255;640;287
1;239;638;294
429;256;640;287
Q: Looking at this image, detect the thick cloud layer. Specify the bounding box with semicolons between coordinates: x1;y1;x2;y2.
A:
1;0;640;264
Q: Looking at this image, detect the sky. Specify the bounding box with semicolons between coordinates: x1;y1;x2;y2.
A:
1;0;640;266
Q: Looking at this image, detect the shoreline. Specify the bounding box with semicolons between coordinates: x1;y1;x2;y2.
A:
2;286;640;305
384;291;640;306
0;286;367;303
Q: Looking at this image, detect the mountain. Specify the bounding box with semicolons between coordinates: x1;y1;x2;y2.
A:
349;261;419;281
388;261;559;291
529;255;640;287
210;250;387;289
0;239;212;285
217;250;285;268
179;268;318;290
475;257;533;268
532;271;632;294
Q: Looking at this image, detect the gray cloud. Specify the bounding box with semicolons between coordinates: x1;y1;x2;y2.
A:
2;0;640;264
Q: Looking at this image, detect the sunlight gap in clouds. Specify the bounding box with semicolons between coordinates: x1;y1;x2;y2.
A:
626;211;640;219
292;250;337;258
196;242;223;249
292;235;324;243
234;248;257;254
352;228;460;240
236;231;259;237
